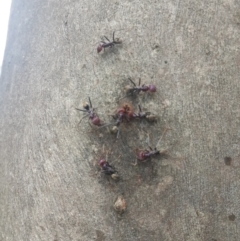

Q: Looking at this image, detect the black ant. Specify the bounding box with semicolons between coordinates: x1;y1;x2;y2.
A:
98;159;119;180
133;105;157;122
119;78;156;100
97;30;122;53
75;97;103;127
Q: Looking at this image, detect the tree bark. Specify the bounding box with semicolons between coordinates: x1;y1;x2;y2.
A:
1;0;240;240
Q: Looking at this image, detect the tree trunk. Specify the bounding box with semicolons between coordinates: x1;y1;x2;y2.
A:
1;0;240;240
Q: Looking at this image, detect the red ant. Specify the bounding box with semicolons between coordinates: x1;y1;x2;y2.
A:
133;105;157;122
115;103;134;122
133;128;170;165
75;97;103;127
97;30;122;53
119;78;156;100
109;103;134;138
98;159;119;180
135;147;161;162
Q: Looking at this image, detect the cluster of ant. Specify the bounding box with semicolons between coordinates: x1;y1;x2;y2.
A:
76;78;157;137
76;78;160;173
76;31;166;213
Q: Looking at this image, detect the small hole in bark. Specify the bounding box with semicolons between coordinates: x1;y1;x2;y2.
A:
165;60;168;64
224;156;232;165
228;214;236;221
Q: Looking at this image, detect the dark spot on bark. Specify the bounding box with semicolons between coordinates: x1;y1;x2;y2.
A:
224;156;232;165
40;226;45;231
228;214;236;221
165;60;168;64
152;44;159;50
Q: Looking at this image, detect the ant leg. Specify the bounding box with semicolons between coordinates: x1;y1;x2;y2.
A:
100;40;106;44
112;31;115;41
88;120;93;128
75;108;87;112
77;114;88;126
128;78;136;87
112;29;124;41
116;126;120;139
138;105;142;112
117;95;128;102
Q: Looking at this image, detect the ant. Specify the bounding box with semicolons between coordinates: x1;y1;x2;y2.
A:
75;97;103;127
97;30;122;53
135;147;161;163
132;128;170;165
98;159;119;180
109;103;134;138
119;78;156;100
114;103;134;122
133;105;157;122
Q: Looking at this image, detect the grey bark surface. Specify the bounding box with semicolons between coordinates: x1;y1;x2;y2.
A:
0;0;240;240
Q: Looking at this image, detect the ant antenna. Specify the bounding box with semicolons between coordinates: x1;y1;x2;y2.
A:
104;36;111;42
75;108;86;112
156;127;171;148
129;78;136;86
88;97;92;108
113;29;124;34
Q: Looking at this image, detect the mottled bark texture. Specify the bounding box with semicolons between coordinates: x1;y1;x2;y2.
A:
1;0;240;240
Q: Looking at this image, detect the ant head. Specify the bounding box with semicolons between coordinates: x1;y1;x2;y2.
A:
98;159;106;167
124;85;133;94
97;44;103;53
83;102;90;110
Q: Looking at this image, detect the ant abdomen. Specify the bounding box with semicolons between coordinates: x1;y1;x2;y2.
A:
91;116;101;126
136;150;147;161
97;45;103;53
148;84;157;92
